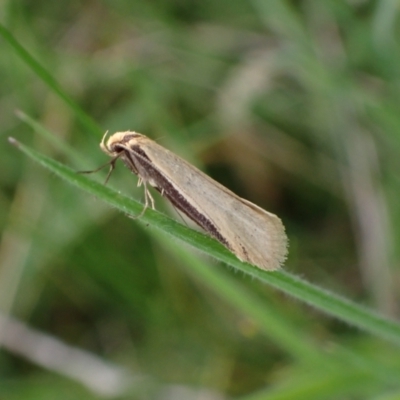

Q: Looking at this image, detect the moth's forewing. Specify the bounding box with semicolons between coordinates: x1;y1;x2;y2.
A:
123;135;288;270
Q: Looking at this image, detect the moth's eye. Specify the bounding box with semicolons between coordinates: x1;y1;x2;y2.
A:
111;144;125;154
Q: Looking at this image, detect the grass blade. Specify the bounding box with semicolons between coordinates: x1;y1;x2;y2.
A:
9;137;400;348
0;24;101;137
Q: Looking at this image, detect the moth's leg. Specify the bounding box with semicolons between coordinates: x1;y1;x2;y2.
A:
145;184;155;209
130;182;155;219
77;156;119;185
104;159;117;185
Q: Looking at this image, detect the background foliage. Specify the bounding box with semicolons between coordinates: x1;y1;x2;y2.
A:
1;0;400;399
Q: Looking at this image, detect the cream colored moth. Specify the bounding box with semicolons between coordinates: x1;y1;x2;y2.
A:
100;131;288;270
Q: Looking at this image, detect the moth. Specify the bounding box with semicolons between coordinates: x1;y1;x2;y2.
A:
100;131;288;270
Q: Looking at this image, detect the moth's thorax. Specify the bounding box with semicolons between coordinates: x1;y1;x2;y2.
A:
100;131;144;156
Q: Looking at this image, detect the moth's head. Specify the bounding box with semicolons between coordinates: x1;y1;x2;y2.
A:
100;131;141;157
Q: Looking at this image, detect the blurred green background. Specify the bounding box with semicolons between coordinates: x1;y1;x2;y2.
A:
1;0;400;399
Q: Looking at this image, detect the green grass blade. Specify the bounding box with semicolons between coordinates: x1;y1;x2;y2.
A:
9;137;400;348
0;24;101;137
15;110;84;164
